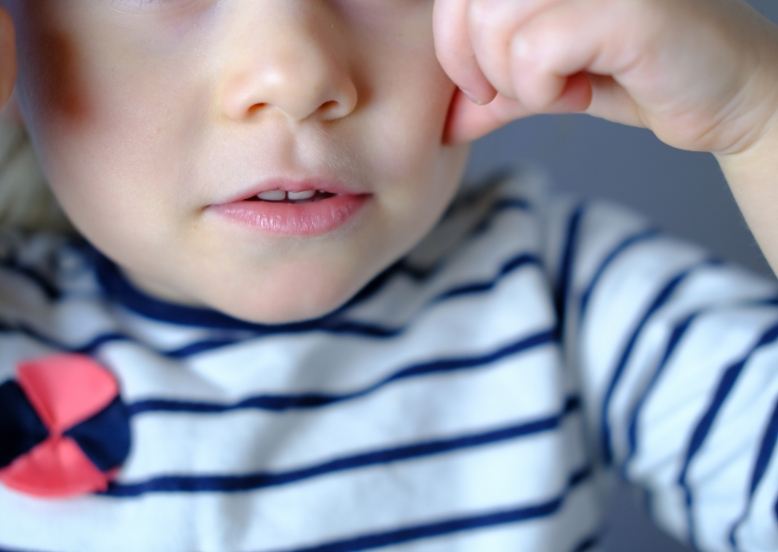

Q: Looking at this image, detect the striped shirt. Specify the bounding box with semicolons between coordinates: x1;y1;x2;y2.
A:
0;166;776;552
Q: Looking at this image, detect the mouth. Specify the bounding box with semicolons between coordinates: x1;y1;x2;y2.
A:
209;191;371;236
209;178;372;236
244;190;339;203
221;177;368;206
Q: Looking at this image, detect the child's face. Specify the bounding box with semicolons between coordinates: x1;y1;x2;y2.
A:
5;0;470;323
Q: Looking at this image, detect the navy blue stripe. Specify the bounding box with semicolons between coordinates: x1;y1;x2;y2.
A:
150;251;543;356
469;197;533;236
622;296;778;479
263;464;593;552
774;494;777;523
578;227;662;326
0;234;90;303
423;252;542;304
738;378;777;496
441;166;518;221
621;312;698;477
0;318;127;354
554;201;586;341
91;245;399;332
0;258;61;301
128;326;556;415
600;258;725;467
342;196;532;287
403;165;529;235
640;484;654;529
0;319;62;349
569;529;603;552
2;250;545;359
105;395;581;497
728;397;778;549
677;320;778;550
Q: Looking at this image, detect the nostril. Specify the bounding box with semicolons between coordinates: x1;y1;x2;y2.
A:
320;100;344;119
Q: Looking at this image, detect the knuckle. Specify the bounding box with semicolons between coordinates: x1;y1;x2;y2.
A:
468;0;520;96
468;0;501;27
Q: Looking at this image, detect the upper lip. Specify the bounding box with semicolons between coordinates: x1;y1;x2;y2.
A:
221;177;369;204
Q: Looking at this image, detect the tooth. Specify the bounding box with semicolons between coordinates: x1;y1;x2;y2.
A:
257;190;287;201
287;190;316;201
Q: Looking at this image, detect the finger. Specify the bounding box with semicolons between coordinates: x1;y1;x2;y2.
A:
508;0;646;113
443;64;647;145
467;0;565;101
442;90;522;146
443;71;593;145
433;0;496;103
584;72;644;128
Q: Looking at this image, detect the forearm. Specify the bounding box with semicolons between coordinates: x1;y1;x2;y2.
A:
714;115;778;278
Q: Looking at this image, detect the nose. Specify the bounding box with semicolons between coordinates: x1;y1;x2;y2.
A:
219;4;358;124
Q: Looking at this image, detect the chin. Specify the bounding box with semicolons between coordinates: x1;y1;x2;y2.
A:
214;278;356;325
223;303;337;325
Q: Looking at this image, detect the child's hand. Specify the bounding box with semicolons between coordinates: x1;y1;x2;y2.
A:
433;0;778;156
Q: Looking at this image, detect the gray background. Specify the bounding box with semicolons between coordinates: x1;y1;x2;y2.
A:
461;1;777;550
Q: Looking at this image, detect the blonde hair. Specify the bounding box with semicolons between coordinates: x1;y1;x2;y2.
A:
0;118;75;234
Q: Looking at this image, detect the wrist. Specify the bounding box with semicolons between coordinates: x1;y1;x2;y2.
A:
714;109;778;170
715;22;778;165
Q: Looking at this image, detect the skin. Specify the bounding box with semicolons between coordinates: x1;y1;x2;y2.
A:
0;0;472;324
1;0;776;324
434;0;778;155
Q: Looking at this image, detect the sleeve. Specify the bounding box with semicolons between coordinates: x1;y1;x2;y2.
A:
538;179;778;551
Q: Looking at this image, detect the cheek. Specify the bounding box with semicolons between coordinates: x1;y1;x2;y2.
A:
14;3;197;160
28;69;200;221
370;82;460;206
13;4;93;134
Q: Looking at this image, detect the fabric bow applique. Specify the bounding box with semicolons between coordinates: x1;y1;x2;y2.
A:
0;354;131;498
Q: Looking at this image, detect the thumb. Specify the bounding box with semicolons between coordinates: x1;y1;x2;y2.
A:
0;8;16;110
442;72;594;146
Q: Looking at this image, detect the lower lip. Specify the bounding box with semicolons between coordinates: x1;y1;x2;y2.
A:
208;194;372;236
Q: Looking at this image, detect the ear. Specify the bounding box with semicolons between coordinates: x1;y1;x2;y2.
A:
0;7;17;116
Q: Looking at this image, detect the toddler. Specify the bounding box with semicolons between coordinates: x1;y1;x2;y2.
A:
0;0;777;551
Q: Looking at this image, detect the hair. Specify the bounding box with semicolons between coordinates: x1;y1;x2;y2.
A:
0;118;75;234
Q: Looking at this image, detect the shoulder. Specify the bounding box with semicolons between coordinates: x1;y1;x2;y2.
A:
0;226;93;307
402;165;547;271
446;161;654;248
0;228;96;328
425;162;654;279
0;228;99;379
